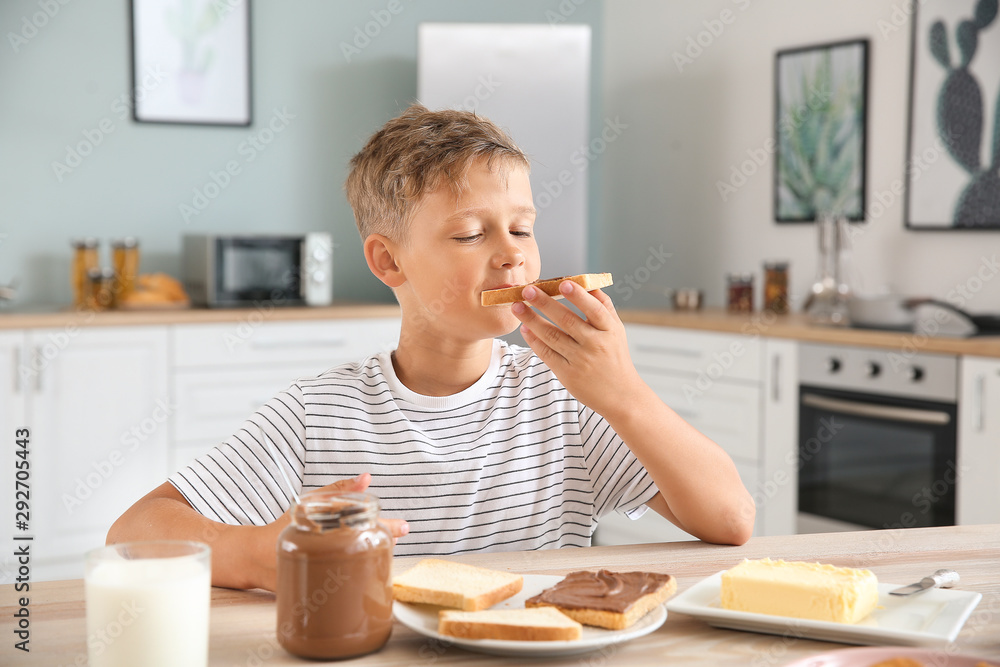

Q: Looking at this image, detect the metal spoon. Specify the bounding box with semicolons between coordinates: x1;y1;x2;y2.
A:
888;569;960;596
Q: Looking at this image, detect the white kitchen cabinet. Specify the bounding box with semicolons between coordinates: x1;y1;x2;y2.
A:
594;324;768;546
957;356;1000;525
171;318;400;468
759;338;798;537
22;326;170;582
0;330;29;585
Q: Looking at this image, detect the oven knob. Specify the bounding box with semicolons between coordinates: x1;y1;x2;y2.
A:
909;366;925;382
866;361;882;378
827;357;842;373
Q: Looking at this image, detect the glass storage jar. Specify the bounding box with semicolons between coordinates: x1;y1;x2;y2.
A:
276;491;393;660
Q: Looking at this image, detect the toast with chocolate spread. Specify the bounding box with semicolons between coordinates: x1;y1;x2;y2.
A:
481;273;613;306
524;569;676;630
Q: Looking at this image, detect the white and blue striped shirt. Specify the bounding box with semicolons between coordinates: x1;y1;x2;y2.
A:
169;339;658;556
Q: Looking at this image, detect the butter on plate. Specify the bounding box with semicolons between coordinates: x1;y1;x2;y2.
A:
720;558;878;624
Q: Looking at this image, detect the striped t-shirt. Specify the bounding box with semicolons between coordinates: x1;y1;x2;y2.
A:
169;339;658;556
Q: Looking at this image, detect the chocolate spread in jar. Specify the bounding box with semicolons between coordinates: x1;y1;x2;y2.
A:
276;491;393;659
525;570;673;613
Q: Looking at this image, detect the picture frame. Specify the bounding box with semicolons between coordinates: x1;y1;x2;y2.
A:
774;39;869;223
129;0;252;126
905;0;1000;230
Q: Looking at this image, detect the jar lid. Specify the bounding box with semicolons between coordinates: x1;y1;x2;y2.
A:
112;237;138;248
87;267;116;280
764;261;789;270
71;237;99;249
294;491;379;532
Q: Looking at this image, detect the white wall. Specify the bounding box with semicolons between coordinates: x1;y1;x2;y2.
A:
600;0;1000;314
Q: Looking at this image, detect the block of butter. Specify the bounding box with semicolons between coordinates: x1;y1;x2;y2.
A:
720;558;878;624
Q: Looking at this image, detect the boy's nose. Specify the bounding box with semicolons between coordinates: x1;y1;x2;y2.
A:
493;241;524;268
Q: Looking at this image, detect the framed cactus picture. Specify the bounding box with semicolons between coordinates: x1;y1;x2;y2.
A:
906;0;1000;229
130;0;252;126
774;39;869;223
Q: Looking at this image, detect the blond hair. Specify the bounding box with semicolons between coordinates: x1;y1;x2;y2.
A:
345;104;530;242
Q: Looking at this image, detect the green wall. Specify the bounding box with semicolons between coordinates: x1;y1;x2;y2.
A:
0;0;603;306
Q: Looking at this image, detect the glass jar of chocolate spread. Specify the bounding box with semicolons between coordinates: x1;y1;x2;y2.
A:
276;491;393;659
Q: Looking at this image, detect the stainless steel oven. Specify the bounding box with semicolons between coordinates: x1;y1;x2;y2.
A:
797;343;959;533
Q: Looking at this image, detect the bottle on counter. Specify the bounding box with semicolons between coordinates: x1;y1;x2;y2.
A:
71;238;100;308
726;273;754;313
763;262;790;314
111;237;140;304
276;491;393;660
86;267;117;312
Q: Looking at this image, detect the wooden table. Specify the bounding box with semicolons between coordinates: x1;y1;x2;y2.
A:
4;525;1000;665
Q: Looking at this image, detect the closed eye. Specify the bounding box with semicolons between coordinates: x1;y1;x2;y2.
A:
454;234;482;243
511;230;532;238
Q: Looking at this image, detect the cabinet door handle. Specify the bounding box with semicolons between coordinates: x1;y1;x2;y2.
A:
976;373;986;432
33;346;42;393
771;354;781;403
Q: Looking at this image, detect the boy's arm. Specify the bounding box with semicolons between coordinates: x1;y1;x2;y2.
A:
512;281;755;546
107;473;407;592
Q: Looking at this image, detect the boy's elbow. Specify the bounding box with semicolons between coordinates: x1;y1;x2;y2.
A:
726;495;756;545
706;495;755;546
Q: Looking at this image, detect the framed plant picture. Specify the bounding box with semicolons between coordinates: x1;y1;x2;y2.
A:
774;39;869;223
129;0;252;126
905;0;1000;229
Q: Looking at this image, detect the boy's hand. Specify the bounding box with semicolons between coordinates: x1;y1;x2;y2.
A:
512;280;644;421
253;472;409;591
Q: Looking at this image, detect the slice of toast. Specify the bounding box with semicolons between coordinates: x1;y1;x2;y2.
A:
438;607;583;641
525;570;676;630
481;273;614;306
392;559;523;611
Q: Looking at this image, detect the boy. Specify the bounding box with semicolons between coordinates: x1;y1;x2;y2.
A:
108;104;754;591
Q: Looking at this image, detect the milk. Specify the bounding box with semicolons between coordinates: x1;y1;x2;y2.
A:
85;557;210;667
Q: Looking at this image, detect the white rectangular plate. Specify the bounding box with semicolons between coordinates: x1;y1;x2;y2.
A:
665;571;982;647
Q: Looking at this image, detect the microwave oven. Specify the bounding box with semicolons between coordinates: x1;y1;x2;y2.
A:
182;233;333;308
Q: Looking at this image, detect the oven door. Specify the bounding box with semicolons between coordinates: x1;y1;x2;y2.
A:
214;237;303;306
797;386;957;531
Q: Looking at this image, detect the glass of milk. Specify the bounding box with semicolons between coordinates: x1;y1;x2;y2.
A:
85;541;211;667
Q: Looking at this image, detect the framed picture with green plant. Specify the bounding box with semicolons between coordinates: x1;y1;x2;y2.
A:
130;0;252;126
774;39;869;223
905;0;1000;229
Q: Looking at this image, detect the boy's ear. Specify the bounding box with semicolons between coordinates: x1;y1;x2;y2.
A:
363;234;406;288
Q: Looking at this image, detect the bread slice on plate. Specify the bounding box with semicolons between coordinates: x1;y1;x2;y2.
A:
481;273;613;306
525;569;677;631
438;607;583;641
392;559;523;611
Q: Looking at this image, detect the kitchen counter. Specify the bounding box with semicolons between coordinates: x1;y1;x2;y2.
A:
0;302;401;329
3;302;1000;358
6;525;1000;665
620;308;1000;358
